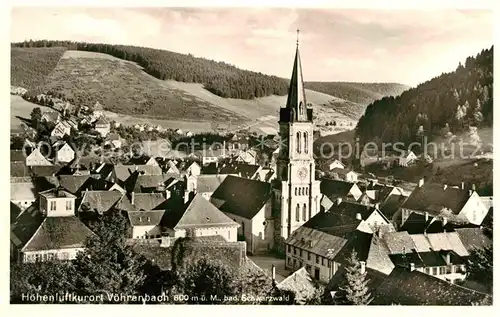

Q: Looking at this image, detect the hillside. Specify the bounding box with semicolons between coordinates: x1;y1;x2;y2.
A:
304;81;409;117
12;40;289;100
10;47;67;89
355;46;493;146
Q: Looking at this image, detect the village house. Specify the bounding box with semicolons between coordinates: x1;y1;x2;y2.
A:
320;179;363;203
110;164;163;184
398;180;489;229
94;116;110;137
284;205;374;283
235;149;257;165
226;135;250;151
78;190;124;214
127;210;166;239
161;194;240;241
398;150;418;167
184;161;202;177
54;141;75;164
329;168;359;183
50;120;72;139
185;174;228;200
41;111;61;124
25;147;53;167
275;266;319;304
327;159;346;171
254;168;276;182
10;188;95;263
211;175;274;254
104;133;122;149
197;148;227;166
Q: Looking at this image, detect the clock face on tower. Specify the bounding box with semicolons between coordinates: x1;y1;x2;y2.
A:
297;167;308;181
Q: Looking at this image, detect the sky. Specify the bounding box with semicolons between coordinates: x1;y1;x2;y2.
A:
10;7;493;87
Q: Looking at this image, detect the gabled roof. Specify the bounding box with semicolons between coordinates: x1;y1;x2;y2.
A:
371;267;491;305
39;187;77;199
127;210;165;227
455;227;492;251
11;206;45;248
165;160;180;174
330;168;356;176
79;190;123;213
58;175;91;194
95;116;109;125
113;164;163;182
21;216;95;252
166;194;239;230
211;175;272;219
320;179;360;199
365;235;395;275
114;193;167;212
325;201;387;225
196;174;228;193
202;162;260;178
30;165;62;177
402;182;471;215
276;267;318;304
10;181;36;201
26;148;53;166
380;194;407;219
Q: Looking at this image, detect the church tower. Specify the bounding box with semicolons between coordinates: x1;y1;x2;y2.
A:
273;30;322;244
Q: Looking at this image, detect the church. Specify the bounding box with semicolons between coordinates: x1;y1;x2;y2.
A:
211;33;321;254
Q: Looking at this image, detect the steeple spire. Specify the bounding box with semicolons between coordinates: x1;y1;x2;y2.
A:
283;29;309;122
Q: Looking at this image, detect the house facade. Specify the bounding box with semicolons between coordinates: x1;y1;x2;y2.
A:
55;143;75;164
25;148;52;166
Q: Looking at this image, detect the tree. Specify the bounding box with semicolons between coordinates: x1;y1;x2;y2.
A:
466;245;493;292
10;135;25;150
337;250;372;305
180;258;237;304
30;107;42;128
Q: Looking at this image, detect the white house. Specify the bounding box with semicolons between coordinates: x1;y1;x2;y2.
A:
330;168;359;183
211;176;274;254
55;142;75;164
50;121;72;138
328;159;346;170
185;162;201;177
128;210;165;239
25;147;52;166
235;149;257;165
185;174;228;201
10;188;95;263
105;133;122;148
399;150;418;167
95;116;110;137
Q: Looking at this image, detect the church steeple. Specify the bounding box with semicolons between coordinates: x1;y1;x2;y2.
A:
281;29;311;123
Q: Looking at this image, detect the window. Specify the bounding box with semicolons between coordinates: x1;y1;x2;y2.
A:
296;132;301;153
439;267;445;275
228;231;230;240
295;187;298;196
316;255;320;264
432;267;438;275
304;132;308;154
294;247;297;255
305;187;309;195
327;260;331;268
425;267;430;274
302;204;307;221
50;201;56;211
288;257;292;266
66;200;72;211
322;257;326;266
308;252;311;261
299;249;303;257
296;204;300;221
288;245;291;253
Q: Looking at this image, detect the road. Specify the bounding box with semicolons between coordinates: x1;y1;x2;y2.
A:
248;255;293;283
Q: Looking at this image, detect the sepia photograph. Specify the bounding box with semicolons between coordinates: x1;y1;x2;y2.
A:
8;3;494;306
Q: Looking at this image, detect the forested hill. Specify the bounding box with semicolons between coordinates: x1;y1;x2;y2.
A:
11;40;289;100
355;46;493;145
304;82;409;105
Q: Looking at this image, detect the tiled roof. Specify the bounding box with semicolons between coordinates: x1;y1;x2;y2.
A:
320;179;359;199
211;175;272;219
11;202;22;224
30;165;62;177
380;231;415;255
10;161;30;177
127;210;165;227
11;150;26;162
21;216;95;252
327;266;388;294
325;201;381;223
10;181;36;201
402;182;471;215
11;206;44;248
79;190;123;213
380;194;407;220
455;228;492;252
371;267;491;305
26;148;53;166
276;267;319;304
196;174;228;193
115;193;168;211
113;165;163;182
172;194;239;230
365;236;395;274
202;162;260;178
409;232;469;257
58;175;91;194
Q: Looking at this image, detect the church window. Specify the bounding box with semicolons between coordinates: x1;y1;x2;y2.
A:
296;132;301;153
299;102;304;116
304;132;309;153
305;187;309;195
295;187;298;196
296;204;300;221
302;203;307;221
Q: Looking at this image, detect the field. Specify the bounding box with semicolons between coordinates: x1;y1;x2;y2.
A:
10;95;53;133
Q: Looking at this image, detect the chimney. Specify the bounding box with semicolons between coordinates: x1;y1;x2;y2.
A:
374;203;380;210
409;262;415;271
461;182;465;190
468;190;473;196
443;184;447;190
425;212;429;222
356;213;362;220
336;197;342;205
442;217;448;226
131;192;135;205
418;178;424;188
445;253;451;265
472;184;476;191
359;261;366;274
